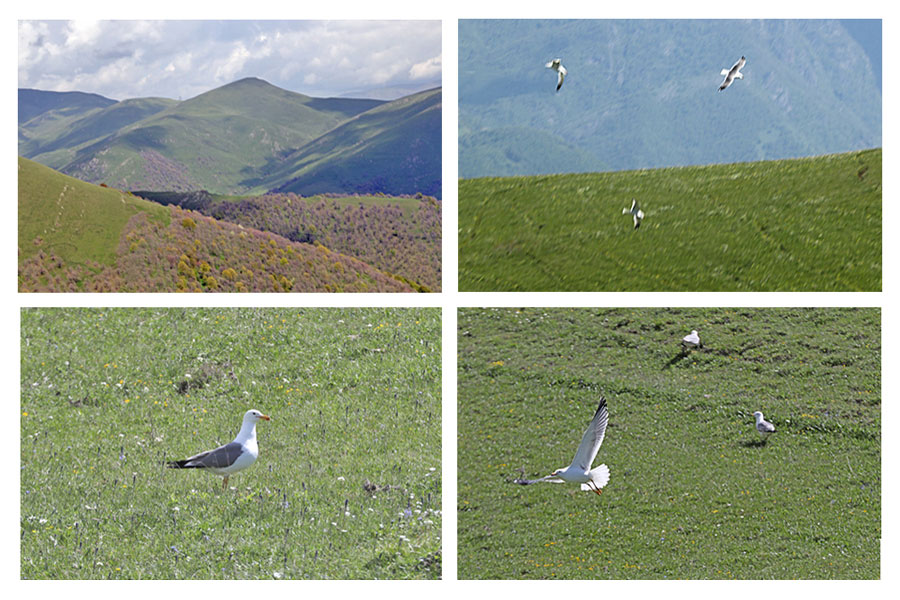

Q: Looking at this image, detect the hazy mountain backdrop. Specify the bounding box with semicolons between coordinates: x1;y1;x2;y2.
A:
459;19;881;178
19;78;441;198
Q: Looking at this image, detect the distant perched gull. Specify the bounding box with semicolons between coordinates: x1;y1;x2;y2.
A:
682;330;701;350
753;411;776;439
514;398;610;495
718;56;746;91
623;198;645;229
167;409;270;489
545;58;568;92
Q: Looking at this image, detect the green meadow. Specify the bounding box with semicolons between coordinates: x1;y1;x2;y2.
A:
458;149;881;291
458;308;880;579
21;308;441;579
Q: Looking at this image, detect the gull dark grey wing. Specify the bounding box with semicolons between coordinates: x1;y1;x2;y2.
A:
167;441;244;469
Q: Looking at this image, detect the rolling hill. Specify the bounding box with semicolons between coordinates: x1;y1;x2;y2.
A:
458;148;881;292
18;157;417;293
19;78;442;198
265;88;442;198
459;20;881;178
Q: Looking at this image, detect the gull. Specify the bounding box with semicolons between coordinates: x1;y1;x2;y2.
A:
545;58;568;92
719;56;746;91
753;411;776;440
682;330;701;351
623;198;644;229
167;409;270;489
514;398;610;495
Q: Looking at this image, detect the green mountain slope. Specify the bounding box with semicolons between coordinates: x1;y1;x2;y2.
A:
18;156;170;267
21;97;177;168
459;126;606;178
458;148;881;291
54;78;385;194
459;20;881;177
265;88;442;198
18;88;116;124
18;157;415;293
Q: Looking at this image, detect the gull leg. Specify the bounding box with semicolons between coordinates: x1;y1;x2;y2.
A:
222;476;229;490
587;481;603;495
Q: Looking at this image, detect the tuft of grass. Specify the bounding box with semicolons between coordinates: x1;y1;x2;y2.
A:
457;308;880;579
21;308;441;579
458;149;881;291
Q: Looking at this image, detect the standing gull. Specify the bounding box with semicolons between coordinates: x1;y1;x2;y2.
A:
753;411;776;440
623;198;645;229
514;398;610;495
545;58;568;92
719;56;746;91
167;409;270;489
682;330;701;351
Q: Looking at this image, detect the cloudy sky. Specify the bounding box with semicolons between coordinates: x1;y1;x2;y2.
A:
18;20;442;100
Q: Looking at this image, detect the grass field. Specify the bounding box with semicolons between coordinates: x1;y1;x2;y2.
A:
457;308;880;579
458;149;881;291
21;308;441;579
18;156;170;266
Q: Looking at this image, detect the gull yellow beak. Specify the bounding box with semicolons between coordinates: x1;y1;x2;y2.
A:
260;414;271;421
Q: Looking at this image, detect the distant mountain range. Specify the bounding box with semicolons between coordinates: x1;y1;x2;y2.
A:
459;19;881;178
19;77;441;198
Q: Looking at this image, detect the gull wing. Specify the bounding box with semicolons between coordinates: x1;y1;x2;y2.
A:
570;398;609;472
514;476;566;485
173;441;245;469
557;68;566;91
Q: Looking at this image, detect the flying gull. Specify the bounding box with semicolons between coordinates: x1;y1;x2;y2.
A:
623;198;645;229
753;411;776;439
546;58;568;92
719;56;746;91
167;409;270;489
514;398;610;495
682;330;701;351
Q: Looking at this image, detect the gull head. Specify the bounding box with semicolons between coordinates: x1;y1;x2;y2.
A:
245;409;271;423
753;411;763;420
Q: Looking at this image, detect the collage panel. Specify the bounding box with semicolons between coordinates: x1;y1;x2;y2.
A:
458;307;880;579
20;307;441;579
458;19;881;292
18;20;442;293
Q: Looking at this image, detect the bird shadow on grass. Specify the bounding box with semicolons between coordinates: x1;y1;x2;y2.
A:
739;439;769;448
662;349;693;369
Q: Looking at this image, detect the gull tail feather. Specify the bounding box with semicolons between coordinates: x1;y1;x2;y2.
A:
580;464;610;491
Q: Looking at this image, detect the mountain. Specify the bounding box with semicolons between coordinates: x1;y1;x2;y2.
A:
18;78;441;198
18;88;116;124
20;96;177;168
266;88;442;198
458;19;882;178
18;157;416;293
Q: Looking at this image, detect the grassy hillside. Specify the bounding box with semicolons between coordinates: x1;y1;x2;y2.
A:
21;97;177;168
267;88;442;198
18;88;116;125
458;307;880;579
21;307;441;579
18;156;170;267
57;78;385;194
458;148;881;291
18;157;415;293
133;190;442;292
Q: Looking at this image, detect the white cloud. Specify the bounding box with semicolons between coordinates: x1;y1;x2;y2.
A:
410;54;442;80
18;20;441;100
